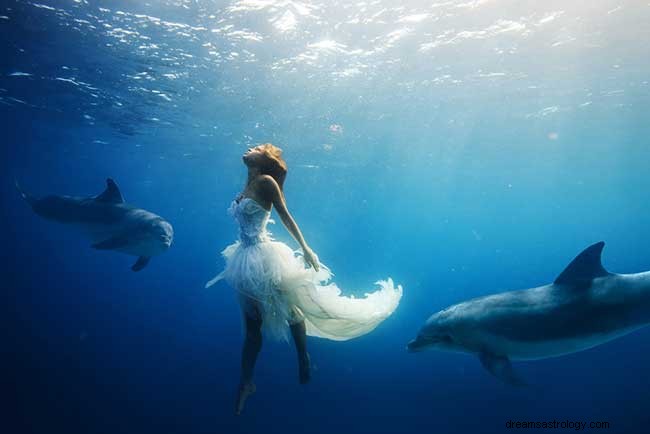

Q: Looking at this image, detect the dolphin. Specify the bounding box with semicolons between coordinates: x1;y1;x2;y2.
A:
17;178;173;271
407;242;650;385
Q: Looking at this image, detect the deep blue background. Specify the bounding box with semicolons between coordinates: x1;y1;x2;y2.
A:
2;1;650;433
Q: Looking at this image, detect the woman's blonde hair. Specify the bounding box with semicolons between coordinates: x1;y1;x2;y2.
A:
258;143;288;189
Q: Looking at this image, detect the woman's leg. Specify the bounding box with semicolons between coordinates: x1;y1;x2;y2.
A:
236;314;262;415
290;320;311;384
241;315;263;384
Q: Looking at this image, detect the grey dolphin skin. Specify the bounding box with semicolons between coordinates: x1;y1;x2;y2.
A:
17;178;173;271
408;242;650;386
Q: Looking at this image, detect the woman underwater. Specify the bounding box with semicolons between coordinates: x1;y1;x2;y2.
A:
206;144;402;415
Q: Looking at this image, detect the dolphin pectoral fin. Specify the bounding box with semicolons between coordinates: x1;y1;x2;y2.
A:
92;235;130;250
131;256;150;272
479;352;526;387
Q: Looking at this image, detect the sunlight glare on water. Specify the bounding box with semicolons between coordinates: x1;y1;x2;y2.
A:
3;0;649;160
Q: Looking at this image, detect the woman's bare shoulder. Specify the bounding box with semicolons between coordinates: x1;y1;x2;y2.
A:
255;174;280;190
251;174;280;200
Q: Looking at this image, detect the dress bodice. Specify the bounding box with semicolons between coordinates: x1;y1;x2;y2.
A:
230;197;271;246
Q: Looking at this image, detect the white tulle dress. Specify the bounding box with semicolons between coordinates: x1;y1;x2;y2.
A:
206;197;402;341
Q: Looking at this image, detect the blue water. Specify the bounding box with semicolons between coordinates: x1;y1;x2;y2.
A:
2;0;650;433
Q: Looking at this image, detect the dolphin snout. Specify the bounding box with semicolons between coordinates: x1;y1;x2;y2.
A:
407;338;427;353
157;222;174;248
160;233;173;248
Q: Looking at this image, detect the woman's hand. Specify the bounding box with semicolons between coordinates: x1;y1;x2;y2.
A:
303;246;320;272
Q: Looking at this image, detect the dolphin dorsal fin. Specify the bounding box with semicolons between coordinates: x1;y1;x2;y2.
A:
554;241;609;285
95;178;124;203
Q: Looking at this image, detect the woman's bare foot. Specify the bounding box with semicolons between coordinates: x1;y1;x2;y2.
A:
299;353;311;384
235;382;256;415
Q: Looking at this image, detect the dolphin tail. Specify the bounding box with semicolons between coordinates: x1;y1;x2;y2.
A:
15;180;36;206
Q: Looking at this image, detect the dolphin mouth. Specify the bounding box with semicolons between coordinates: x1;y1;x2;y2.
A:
160;234;173;247
407;339;427;353
407;335;449;352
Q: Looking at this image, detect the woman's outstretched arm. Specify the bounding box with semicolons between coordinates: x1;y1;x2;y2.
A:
258;175;320;271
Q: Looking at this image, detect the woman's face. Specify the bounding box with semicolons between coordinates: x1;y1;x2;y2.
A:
243;146;265;167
